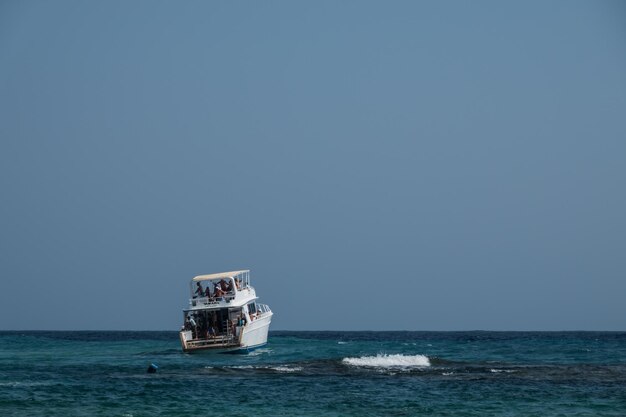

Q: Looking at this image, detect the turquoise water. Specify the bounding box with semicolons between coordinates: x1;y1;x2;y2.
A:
1;331;625;416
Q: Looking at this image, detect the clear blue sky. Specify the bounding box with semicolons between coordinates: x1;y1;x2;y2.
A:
1;1;625;330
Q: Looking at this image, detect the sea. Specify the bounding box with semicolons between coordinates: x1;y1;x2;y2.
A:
1;331;625;416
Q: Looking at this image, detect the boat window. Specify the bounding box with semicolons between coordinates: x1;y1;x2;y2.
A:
247;302;256;315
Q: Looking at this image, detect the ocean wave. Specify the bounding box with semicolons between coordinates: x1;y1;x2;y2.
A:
0;381;53;387
342;354;430;368
269;365;303;373
489;368;515;373
247;348;272;356
213;364;303;373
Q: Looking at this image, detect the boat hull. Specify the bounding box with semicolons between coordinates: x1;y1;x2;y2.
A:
240;313;272;349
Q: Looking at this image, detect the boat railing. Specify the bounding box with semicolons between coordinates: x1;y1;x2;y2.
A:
184;334;238;349
190;294;236;307
255;304;272;317
189;287;255;307
257;303;271;313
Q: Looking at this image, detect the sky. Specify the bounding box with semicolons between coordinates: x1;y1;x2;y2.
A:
1;1;625;331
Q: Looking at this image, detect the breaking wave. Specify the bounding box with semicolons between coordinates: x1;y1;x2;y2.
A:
207;364;303;373
342;354;430;368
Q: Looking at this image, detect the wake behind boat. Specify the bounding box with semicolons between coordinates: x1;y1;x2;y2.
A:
179;270;272;353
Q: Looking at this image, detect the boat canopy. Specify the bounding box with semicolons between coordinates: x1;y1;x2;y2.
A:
192;270;249;282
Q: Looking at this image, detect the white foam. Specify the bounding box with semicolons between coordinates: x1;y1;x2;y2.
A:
489;368;515;373
247;348;272;356
342;354;430;368
270;366;303;373
222;364;302;372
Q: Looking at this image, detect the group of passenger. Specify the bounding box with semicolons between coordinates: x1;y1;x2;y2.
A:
184;311;220;339
183;310;248;341
193;278;243;300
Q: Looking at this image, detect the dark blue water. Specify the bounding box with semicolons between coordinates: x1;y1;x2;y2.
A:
1;331;625;416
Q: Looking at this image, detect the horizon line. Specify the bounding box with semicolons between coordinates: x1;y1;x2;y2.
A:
1;329;624;332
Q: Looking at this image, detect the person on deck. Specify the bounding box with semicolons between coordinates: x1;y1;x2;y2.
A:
189;315;197;338
214;283;224;298
207;326;216;338
194;282;204;298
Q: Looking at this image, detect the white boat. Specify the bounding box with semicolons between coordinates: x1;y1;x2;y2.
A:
179;270;272;353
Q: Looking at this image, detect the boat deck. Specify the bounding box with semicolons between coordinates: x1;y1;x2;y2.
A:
182;334;240;351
